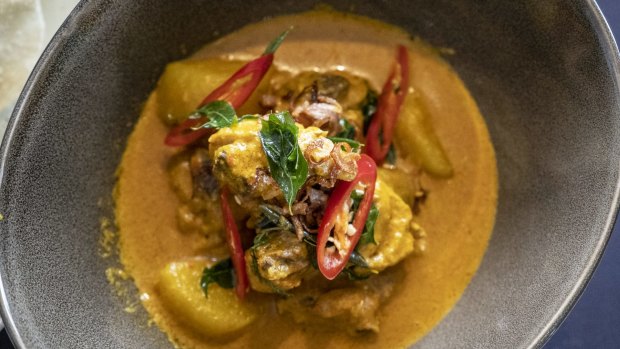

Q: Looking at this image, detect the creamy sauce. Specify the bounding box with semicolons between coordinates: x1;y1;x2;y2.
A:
115;11;497;349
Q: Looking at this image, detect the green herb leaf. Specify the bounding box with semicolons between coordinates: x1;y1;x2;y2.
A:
259;111;309;206
263;28;292;55
359;203;379;245
200;259;235;297
190;100;237;130
361;89;379;133
328;137;362;150
336;118;356;139
350;190;378;246
350;190;364;212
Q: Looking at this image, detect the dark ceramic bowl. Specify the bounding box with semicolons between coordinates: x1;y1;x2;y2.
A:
1;1;619;348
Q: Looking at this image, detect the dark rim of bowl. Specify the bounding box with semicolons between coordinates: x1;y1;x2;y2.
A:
0;1;619;348
0;0;87;346
530;2;620;348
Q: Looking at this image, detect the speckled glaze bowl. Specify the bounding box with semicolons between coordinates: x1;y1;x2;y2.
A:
1;1;619;348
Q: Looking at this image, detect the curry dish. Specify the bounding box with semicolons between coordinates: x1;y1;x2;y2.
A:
114;10;498;349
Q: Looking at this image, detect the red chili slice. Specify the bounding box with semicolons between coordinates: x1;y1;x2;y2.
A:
220;187;249;299
200;54;274;108
163;118;217;147
164;53;274;146
365;45;410;164
317;154;377;280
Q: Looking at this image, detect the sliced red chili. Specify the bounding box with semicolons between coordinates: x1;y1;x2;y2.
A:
163;118;217;147
200;54;274;108
164;54;274;146
317;154;377;280
220;187;249;299
365;45;409;164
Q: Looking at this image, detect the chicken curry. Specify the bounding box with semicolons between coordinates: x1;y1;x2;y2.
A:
114;10;498;349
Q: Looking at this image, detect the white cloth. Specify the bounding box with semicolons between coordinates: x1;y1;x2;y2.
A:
0;0;44;110
0;0;78;137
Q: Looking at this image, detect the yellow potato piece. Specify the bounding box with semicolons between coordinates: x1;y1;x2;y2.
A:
158;260;258;337
378;167;417;205
394;93;453;178
156;58;271;125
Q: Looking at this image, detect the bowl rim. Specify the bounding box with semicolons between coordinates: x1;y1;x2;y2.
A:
526;3;620;347
0;1;619;348
0;0;88;346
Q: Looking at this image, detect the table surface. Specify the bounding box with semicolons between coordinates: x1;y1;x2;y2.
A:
1;1;620;348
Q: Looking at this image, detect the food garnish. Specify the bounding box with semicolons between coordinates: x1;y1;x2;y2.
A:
164;30;290;146
317;154;377;280
259;111;309;207
220;188;249;299
357;199;379;246
200;258;235;296
190;100;238;130
365;45;409;164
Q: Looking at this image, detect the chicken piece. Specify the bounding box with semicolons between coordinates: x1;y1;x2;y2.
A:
312;288;382;332
262;71;369;111
262;71;368;137
245;230;310;293
208;119;272;201
209;118;358;207
357;179;416;271
292;96;343;136
277;272;396;333
167;150;227;253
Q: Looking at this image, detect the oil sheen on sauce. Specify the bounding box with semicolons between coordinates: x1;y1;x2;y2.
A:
115;11;498;349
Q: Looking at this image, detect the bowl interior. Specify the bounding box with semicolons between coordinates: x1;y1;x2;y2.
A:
1;1;619;348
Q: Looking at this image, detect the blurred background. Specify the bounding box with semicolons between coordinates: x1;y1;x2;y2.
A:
0;0;618;347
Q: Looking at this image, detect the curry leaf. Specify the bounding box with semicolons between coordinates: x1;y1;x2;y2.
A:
200;259;235;297
190;100;237;130
259;111;309;206
358;203;379;246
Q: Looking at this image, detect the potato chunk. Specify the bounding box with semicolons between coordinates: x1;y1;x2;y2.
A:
394;93;453;178
158;260;258;337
